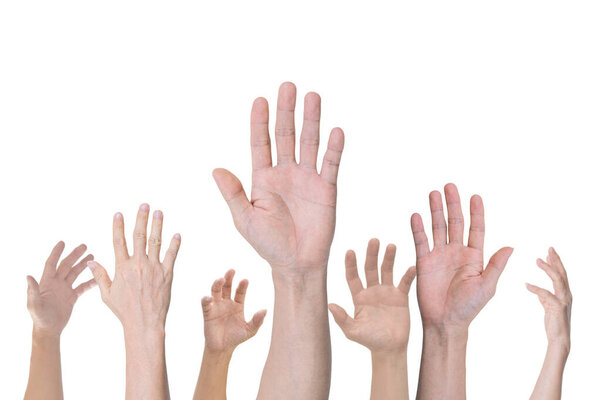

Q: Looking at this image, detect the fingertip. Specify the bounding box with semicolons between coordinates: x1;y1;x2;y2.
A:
114;212;123;220
173;233;181;241
87;260;96;271
139;203;150;212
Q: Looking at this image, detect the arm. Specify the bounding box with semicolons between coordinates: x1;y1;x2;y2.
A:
88;205;181;400
410;184;513;400
329;239;415;400
527;247;572;400
194;270;266;400
213;82;345;399
25;242;96;400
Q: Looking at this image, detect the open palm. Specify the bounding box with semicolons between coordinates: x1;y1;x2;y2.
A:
213;82;344;269
410;184;513;328
202;270;266;353
27;242;96;336
329;239;416;352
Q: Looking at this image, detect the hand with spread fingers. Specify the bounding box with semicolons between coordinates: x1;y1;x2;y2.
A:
25;242;96;400
329;239;415;400
412;184;513;400
528;247;572;400
213;82;344;399
87;204;181;400
194;270;266;400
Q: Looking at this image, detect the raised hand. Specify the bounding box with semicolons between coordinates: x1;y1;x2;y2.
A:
410;183;513;330
202;270;267;354
528;248;572;400
194;271;266;400
87;204;181;400
213;82;345;271
25;242;95;400
26;242;95;337
329;239;416;353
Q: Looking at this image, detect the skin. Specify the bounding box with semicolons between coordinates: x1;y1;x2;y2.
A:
193;270;266;400
528;247;572;400
411;184;513;400
25;242;96;400
329;239;416;400
87;204;181;400
213;82;344;399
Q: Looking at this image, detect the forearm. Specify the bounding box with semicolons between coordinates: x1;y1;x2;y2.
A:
193;348;232;400
416;326;468;400
257;267;331;400
371;351;409;400
24;328;63;400
124;328;170;400
530;342;569;400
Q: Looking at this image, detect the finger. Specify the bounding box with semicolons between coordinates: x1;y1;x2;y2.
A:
328;304;354;334
536;258;567;295
43;241;65;278
319;127;344;185
364;239;380;287
410;213;430;260
299;92;321;170
212;168;252;235
133;203;150;256
148;210;163;261
444;183;464;244
26;276;40;306
467;195;485;250
274;82;297;165
234;279;249;304
113;212;129;262
380;244;397;286
247;309;267;336
481;247;514;294
56;244;87;278
162;234;181;271
525;283;557;306
429;191;447;247
201;296;214;317
211;278;225;301
251;97;272;171
222;269;235;299
548;247;568;280
65;254;94;284
87;261;112;298
74;278;97;298
345;250;363;296
398;266;417;294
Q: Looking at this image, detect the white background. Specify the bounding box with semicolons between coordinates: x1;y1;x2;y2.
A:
1;1;598;398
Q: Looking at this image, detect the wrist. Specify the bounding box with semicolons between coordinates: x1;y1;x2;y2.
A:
203;346;234;364
271;264;327;290
32;325;62;342
547;338;571;357
423;323;469;345
371;349;407;365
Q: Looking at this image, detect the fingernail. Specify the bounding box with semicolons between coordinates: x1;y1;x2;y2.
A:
140;203;149;211
87;261;96;271
174;233;181;240
114;212;123;220
154;210;163;219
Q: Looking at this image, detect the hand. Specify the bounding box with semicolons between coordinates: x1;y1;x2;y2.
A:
526;247;572;350
410;183;513;331
27;242;96;337
329;239;416;353
213;82;345;271
202;270;266;354
87;204;181;333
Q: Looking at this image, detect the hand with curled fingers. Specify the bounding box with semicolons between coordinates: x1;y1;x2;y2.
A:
87;204;181;400
528;248;572;400
25;242;95;400
212;82;345;271
194;271;266;400
329;239;415;400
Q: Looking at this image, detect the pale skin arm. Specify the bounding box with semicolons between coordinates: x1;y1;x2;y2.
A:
329;239;416;400
87;205;181;400
25;242;96;400
528;247;572;400
194;270;266;400
213;82;344;399
411;184;513;400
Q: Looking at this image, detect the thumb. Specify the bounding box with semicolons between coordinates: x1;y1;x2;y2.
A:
328;303;354;335
26;276;40;305
482;247;514;294
87;261;112;297
212;168;252;233
247;309;267;336
398;266;417;294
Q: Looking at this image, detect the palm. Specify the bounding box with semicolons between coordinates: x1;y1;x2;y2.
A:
213;83;344;269
410;184;513;328
27;242;96;335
